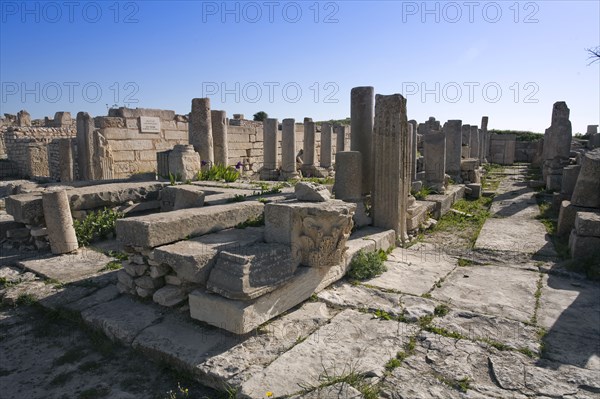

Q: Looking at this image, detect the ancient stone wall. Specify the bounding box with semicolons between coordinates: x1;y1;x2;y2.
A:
0;126;76;179
515;140;543;163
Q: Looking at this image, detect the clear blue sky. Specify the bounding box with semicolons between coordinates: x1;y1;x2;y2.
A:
1;0;599;133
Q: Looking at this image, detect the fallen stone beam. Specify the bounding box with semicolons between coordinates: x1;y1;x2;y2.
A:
116;201;265;248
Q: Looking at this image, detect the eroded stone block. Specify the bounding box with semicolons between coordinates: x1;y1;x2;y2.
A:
207;243;296;300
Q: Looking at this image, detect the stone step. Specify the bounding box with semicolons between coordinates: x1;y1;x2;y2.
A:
189;227;395;334
116;201;264;248
6;181;167;224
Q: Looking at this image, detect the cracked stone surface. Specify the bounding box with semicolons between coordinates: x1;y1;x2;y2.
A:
431;265;539;323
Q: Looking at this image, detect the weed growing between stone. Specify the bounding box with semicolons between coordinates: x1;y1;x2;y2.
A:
73;208;123;247
347;249;389;281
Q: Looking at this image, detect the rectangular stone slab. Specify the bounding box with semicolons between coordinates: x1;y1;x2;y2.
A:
6;182;167;223
153;227;264;284
116;202;264;248
189;228;395;334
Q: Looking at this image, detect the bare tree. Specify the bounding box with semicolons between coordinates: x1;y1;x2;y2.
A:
586;46;600;65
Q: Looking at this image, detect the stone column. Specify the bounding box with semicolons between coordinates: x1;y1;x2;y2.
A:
261;118;279;180
351;86;374;194
76;112;95;181
469;125;480;160
211;110;228;166
443;120;462;179
42;189;78;254
334;151;362;201
334;124;346;152
302;118;316;166
58;139;74;182
408;119;419;181
189;98;214;167
372;94;410;242
461;124;471;159
424;131;447;193
320;122;333;169
281;118;299;179
542;102;572;182
480;116;489;162
571;149;600;208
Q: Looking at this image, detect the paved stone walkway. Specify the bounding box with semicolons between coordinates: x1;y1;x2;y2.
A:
1;166;599;398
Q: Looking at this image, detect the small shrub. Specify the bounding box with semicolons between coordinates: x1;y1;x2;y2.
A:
73;208;123;247
434;304;450;317
347;250;388;281
235;214;265;229
412;186;431;200
227;194;247;203
197;164;240;182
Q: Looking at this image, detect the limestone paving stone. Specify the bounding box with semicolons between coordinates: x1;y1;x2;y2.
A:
317;281;402;316
81;295;165;344
197;302;335;389
290;383;363;399
17;250;114;284
432;309;541;353
65;284;121;312
238;309;418;399
537;273;600;369
431;265;538;323
366;244;457;296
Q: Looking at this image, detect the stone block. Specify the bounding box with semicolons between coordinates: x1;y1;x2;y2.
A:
207;243;296;300
135;276;164;290
152;227;264;284
466;183;482;199
574;211;600;237
124;263;148;277
569;231;600;260
160;185;205;212
150;264;171;278
117;270;135;288
557;201;597;237
571;149;600;208
153;285;187;307
189;228;395;334
264;200;355;267
116;202;264;248
294;182;331;202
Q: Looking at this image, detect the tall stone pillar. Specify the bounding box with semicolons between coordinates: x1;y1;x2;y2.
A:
409;120;418;181
76;112;95;181
443;120;462;180
334;124;347;152
542;102;572;184
320;122;333;169
351;86;375;194
372;94;410;243
481;116;489;162
58;139;74;182
424;131;447;193
260;118;279;180
334;151;362;201
190;98;214;167
469;125;480;160
303;118;316;166
211;110;228;166
42;189;78;254
281;119;299;179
